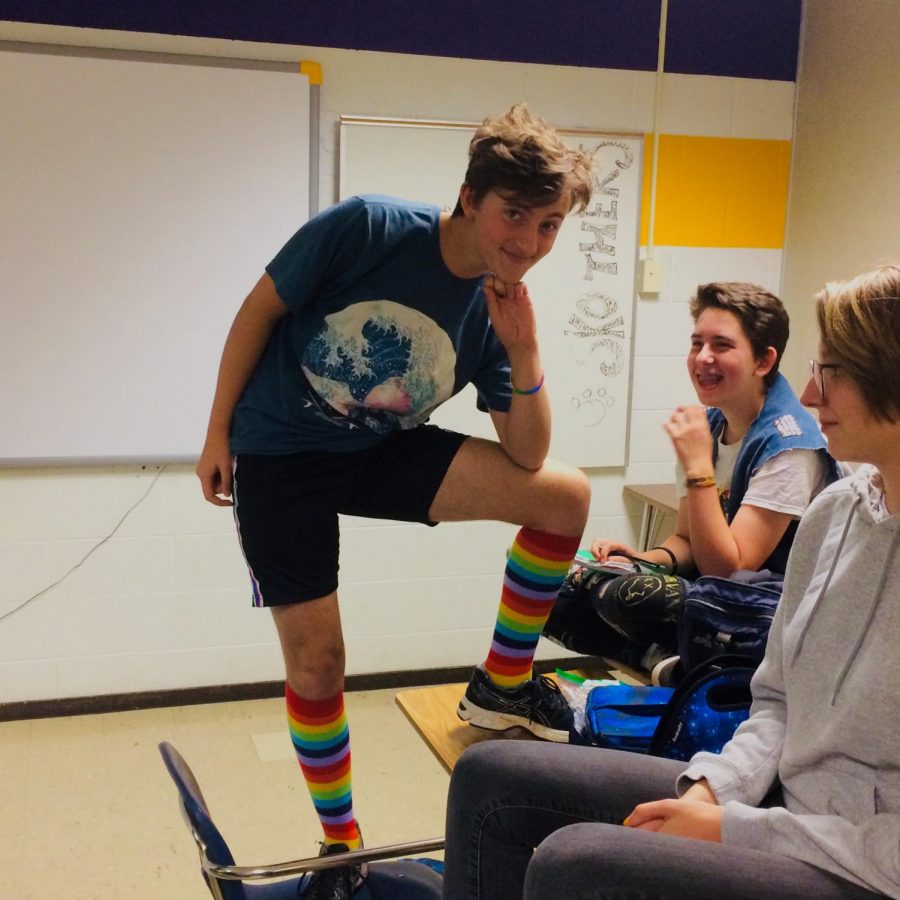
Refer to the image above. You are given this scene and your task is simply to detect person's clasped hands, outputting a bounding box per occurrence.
[624,779,723,843]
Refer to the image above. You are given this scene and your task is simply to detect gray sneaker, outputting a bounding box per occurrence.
[457,666,573,742]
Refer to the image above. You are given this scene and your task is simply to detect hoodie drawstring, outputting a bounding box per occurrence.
[789,496,860,667]
[787,489,900,705]
[830,518,900,704]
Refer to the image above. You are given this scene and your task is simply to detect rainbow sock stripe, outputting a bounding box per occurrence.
[286,686,361,849]
[484,527,580,689]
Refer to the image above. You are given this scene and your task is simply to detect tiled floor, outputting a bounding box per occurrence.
[0,687,450,899]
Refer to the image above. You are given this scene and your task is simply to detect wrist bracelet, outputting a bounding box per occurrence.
[512,371,545,396]
[651,545,678,575]
[685,475,717,489]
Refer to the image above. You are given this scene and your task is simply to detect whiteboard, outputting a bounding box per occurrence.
[339,117,641,467]
[0,47,310,464]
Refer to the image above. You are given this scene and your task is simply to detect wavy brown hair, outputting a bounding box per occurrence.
[452,104,593,216]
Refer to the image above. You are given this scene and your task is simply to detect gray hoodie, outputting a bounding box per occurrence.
[678,465,900,897]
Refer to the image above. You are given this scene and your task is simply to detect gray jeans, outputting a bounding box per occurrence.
[442,741,884,900]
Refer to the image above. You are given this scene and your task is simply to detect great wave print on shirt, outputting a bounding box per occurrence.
[301,300,456,433]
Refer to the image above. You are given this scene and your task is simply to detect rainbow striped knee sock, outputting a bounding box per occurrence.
[483,527,580,689]
[286,685,361,849]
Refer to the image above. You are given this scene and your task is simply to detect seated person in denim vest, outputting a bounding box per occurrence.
[545,283,840,680]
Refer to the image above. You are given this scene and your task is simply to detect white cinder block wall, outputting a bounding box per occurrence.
[0,22,791,702]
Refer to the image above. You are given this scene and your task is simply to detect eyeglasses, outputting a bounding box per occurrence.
[809,359,841,401]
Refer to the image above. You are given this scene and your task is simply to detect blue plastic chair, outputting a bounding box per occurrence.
[158,742,444,899]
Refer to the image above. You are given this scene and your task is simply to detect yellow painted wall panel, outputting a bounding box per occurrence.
[722,141,791,248]
[639,135,790,249]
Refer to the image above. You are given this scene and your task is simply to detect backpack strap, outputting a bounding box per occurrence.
[648,654,756,760]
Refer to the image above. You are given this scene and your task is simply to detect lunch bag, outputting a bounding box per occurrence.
[577,683,675,753]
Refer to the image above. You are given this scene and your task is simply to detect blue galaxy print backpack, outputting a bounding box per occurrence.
[576,656,755,760]
[648,655,755,760]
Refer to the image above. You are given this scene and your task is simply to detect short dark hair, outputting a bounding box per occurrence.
[452,103,593,217]
[816,264,900,423]
[690,282,789,389]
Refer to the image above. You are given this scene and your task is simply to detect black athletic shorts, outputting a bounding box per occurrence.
[232,425,469,607]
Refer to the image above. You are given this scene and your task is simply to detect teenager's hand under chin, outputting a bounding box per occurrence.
[482,276,539,353]
[488,274,512,299]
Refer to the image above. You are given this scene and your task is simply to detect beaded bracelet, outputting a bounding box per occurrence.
[651,545,678,575]
[512,371,545,396]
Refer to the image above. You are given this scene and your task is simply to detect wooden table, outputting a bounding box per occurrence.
[623,483,679,551]
[395,682,526,773]
[395,663,647,772]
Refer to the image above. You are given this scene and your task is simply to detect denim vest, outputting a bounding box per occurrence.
[707,374,841,574]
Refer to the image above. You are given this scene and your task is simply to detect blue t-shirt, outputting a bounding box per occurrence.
[230,195,512,454]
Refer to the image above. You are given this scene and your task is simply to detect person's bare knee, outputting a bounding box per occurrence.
[288,636,345,698]
[527,462,591,536]
[556,465,592,533]
[271,595,345,698]
[431,439,592,534]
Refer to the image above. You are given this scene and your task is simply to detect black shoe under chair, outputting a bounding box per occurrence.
[299,840,366,900]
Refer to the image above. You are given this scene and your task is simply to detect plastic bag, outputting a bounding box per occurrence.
[555,669,620,735]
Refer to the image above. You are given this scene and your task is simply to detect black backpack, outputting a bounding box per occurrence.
[677,572,782,672]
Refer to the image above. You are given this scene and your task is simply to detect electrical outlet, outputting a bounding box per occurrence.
[641,258,662,294]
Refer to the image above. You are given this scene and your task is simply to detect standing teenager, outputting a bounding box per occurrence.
[443,264,900,900]
[196,105,593,899]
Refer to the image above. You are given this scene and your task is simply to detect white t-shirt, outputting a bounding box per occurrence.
[677,441,830,519]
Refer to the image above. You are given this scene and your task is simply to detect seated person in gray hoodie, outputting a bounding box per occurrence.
[442,264,900,900]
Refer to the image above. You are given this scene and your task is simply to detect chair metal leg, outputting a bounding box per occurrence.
[205,836,445,883]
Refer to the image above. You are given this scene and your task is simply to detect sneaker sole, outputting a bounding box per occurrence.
[651,656,680,687]
[456,696,570,743]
